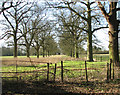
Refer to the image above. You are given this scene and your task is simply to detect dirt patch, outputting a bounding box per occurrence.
[1,55,76,66]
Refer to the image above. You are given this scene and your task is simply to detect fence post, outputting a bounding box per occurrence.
[61,61,63,82]
[107,63,109,81]
[54,63,57,82]
[85,61,88,82]
[47,63,49,81]
[109,59,112,80]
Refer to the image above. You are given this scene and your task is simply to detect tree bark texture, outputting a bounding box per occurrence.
[87,3,93,62]
[87,31,93,61]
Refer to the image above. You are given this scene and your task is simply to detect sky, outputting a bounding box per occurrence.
[0,9,110,50]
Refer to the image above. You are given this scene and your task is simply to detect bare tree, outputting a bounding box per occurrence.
[55,10,86,58]
[32,16,49,58]
[98,1,120,65]
[20,19,35,57]
[0,1,34,57]
[47,0,108,61]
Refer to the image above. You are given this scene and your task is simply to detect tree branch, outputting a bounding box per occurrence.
[0,2,13,14]
[18,5,32,23]
[116,8,120,11]
[67,2,88,21]
[80,2,87,6]
[6,10,15,18]
[90,2,95,5]
[3,11,15,31]
[0,1,22,14]
[92,26,108,33]
[97,1,109,20]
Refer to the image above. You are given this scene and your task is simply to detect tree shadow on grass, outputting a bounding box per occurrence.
[2,79,89,95]
[2,79,120,94]
[64,79,120,94]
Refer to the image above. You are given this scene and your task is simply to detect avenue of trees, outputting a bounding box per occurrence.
[0,1,120,65]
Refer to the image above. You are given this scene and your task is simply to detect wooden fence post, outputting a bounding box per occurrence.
[107,63,109,81]
[85,61,88,82]
[61,61,63,82]
[109,59,112,80]
[54,63,57,82]
[47,63,49,81]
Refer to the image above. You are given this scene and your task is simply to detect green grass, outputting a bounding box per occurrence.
[93,54,109,62]
[2,60,107,81]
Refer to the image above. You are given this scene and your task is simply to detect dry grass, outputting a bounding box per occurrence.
[1,55,75,66]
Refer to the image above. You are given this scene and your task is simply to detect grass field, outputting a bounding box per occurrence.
[1,55,120,94]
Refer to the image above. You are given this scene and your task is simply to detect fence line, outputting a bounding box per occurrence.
[2,59,119,82]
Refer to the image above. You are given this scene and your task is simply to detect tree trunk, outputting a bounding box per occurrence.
[36,48,39,58]
[26,46,30,57]
[43,46,45,57]
[98,2,119,65]
[108,24,119,65]
[48,50,50,56]
[74,39,79,58]
[45,50,47,57]
[76,43,79,58]
[87,32,93,61]
[14,37,17,58]
[74,42,77,58]
[86,2,93,62]
[70,49,73,57]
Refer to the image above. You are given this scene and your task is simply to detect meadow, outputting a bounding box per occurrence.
[1,55,120,94]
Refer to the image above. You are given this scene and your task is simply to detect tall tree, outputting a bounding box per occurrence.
[98,1,120,65]
[47,0,108,61]
[20,20,35,57]
[32,16,49,58]
[55,10,86,58]
[1,1,34,57]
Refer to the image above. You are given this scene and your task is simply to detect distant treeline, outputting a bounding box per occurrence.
[0,46,60,56]
[0,47,25,56]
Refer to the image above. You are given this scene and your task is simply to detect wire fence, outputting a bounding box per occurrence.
[1,58,120,83]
